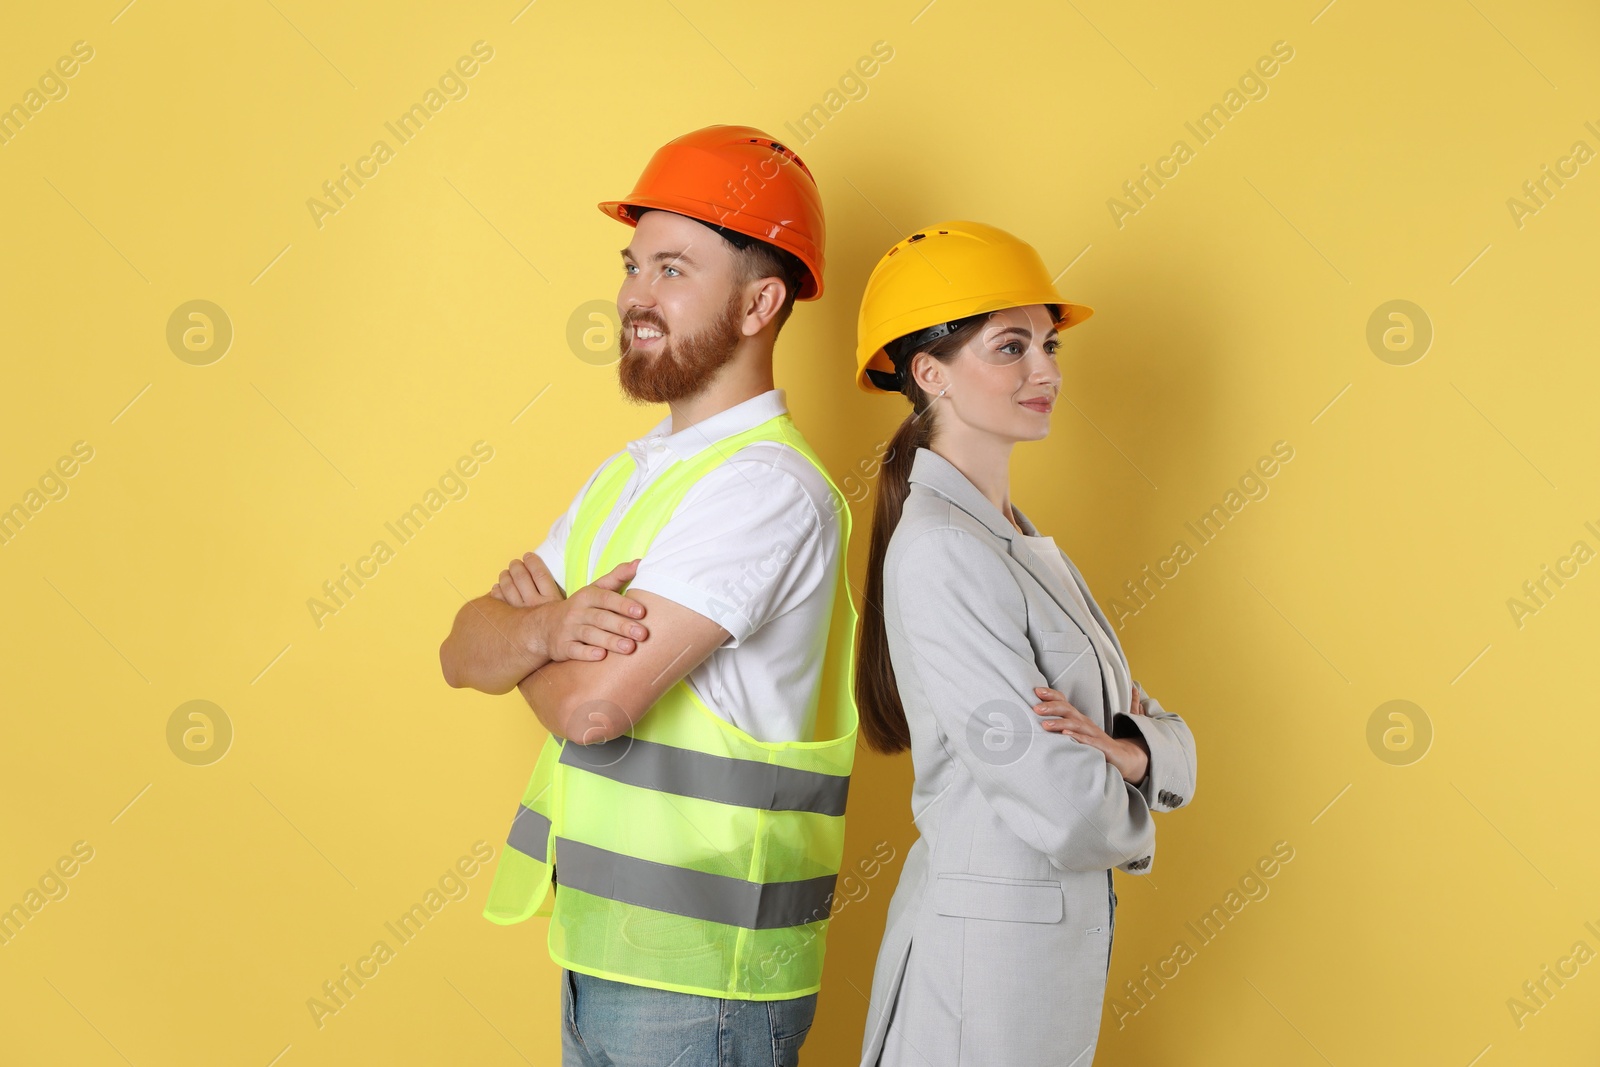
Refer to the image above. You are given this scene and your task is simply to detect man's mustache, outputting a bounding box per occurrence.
[624,313,668,334]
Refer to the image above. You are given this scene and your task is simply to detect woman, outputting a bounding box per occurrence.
[851,222,1198,1066]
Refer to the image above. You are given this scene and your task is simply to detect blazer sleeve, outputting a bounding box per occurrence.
[1111,682,1198,815]
[890,527,1156,874]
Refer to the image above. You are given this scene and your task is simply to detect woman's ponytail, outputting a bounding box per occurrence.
[853,317,984,754]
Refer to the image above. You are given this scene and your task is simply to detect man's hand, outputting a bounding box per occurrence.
[486,553,649,661]
[525,557,649,663]
[518,588,730,744]
[441,555,640,695]
[488,551,563,608]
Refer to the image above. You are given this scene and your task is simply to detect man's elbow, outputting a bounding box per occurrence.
[439,639,464,689]
[556,684,645,745]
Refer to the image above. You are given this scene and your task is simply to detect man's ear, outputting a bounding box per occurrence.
[742,276,788,336]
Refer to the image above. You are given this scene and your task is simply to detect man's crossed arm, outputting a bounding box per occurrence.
[439,552,730,744]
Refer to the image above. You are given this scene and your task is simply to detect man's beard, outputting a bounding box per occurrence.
[618,290,744,405]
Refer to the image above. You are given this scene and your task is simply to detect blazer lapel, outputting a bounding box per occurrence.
[906,447,1095,640]
[1008,502,1099,642]
[1052,543,1130,669]
[1012,502,1128,725]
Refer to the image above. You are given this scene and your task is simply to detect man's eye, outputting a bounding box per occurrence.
[663,265,681,277]
[624,263,638,275]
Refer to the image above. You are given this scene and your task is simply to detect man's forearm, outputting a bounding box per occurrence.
[517,666,570,739]
[439,595,550,694]
[516,655,639,744]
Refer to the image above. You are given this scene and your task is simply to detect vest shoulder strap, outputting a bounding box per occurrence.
[570,413,848,592]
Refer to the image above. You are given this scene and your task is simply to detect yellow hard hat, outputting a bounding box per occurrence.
[854,221,1094,394]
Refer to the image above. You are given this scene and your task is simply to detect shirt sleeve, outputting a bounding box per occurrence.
[534,454,615,594]
[626,449,837,648]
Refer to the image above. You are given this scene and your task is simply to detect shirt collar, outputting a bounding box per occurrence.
[626,388,789,465]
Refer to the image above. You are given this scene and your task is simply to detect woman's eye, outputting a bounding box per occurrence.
[998,341,1023,355]
[1045,342,1060,358]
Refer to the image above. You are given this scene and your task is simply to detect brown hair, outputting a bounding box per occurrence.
[853,317,985,754]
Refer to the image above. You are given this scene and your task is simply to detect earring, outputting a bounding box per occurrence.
[936,386,948,398]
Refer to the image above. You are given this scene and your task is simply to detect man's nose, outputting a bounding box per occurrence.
[619,273,656,312]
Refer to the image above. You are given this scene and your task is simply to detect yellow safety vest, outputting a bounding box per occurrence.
[482,412,860,1001]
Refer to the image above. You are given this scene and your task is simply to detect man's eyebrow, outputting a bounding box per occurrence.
[619,248,698,266]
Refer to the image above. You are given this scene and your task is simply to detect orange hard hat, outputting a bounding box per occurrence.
[598,124,827,300]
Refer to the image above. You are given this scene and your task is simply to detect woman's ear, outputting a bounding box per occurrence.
[909,351,945,396]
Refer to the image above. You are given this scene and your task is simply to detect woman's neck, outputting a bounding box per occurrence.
[929,432,1017,531]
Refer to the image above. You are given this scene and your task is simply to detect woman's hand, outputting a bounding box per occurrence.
[1032,686,1149,785]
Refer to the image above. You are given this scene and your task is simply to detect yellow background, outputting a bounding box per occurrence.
[3,0,1598,1063]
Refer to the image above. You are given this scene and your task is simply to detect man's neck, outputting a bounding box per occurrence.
[668,352,776,434]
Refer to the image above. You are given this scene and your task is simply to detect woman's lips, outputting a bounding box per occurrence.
[1019,398,1053,413]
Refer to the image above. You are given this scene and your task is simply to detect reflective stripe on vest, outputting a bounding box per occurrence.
[554,837,839,929]
[481,411,859,1001]
[506,805,552,862]
[558,736,850,817]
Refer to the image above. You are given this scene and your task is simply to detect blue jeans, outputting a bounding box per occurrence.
[561,968,818,1066]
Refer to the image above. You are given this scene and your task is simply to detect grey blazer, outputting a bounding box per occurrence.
[859,446,1198,1067]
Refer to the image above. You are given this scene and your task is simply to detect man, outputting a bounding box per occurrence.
[438,125,859,1067]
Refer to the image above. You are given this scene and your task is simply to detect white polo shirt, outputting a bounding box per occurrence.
[533,388,843,744]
